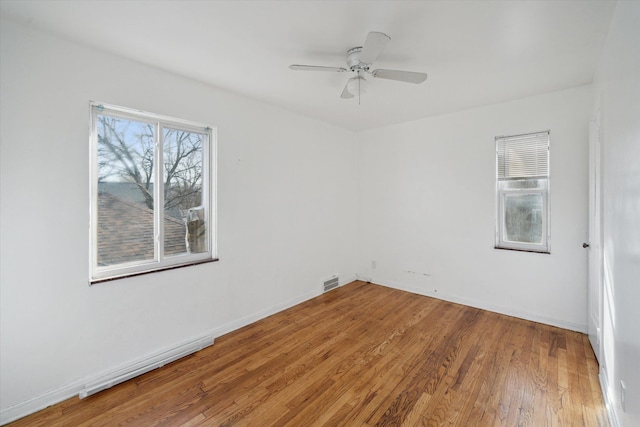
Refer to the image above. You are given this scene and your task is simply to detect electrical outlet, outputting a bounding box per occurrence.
[621,380,626,412]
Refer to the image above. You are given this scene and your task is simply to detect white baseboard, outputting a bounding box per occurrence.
[203,288,323,339]
[355,273,373,283]
[80,335,215,399]
[600,368,620,427]
[0,282,333,426]
[341,275,357,286]
[202,275,358,339]
[0,379,85,426]
[369,277,588,333]
[0,334,215,426]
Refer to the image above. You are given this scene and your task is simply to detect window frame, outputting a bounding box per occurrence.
[495,131,551,254]
[89,102,217,283]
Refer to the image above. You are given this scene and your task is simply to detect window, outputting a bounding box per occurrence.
[90,103,216,282]
[495,131,550,253]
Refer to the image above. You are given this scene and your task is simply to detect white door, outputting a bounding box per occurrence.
[587,110,603,363]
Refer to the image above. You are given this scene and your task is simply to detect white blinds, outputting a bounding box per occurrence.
[496,131,549,180]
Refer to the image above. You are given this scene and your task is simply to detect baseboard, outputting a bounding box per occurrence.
[0,333,215,426]
[203,287,323,339]
[0,281,334,426]
[600,368,620,427]
[355,273,373,283]
[80,335,215,399]
[203,276,358,338]
[341,275,358,286]
[369,277,588,333]
[0,379,85,426]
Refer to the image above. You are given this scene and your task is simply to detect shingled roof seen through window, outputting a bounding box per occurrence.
[97,192,187,266]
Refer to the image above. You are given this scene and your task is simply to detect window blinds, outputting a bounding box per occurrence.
[496,131,549,180]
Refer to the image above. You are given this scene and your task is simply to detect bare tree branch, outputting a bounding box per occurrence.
[98,117,203,216]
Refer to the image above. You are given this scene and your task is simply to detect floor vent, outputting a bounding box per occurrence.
[323,276,339,292]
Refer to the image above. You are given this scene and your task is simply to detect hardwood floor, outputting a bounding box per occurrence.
[9,281,608,426]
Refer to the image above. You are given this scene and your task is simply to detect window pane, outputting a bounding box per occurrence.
[163,128,206,255]
[97,115,156,266]
[504,193,543,244]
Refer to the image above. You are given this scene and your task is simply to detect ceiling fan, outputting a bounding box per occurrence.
[289,31,427,101]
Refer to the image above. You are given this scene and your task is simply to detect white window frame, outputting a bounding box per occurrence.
[495,131,550,254]
[89,102,217,283]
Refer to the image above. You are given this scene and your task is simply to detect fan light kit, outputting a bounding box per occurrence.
[346,75,369,96]
[290,32,427,103]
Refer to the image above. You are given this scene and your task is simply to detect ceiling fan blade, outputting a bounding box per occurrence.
[289,64,348,72]
[371,69,428,84]
[340,82,354,99]
[358,32,390,65]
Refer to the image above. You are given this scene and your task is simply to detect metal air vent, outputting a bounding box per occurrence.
[323,276,339,292]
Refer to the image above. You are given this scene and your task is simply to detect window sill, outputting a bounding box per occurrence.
[494,246,550,255]
[90,258,219,285]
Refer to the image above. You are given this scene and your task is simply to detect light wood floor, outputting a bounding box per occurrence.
[10,281,608,426]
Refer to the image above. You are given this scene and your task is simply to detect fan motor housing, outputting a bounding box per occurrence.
[346,47,370,70]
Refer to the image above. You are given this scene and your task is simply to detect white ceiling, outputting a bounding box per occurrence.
[0,1,616,131]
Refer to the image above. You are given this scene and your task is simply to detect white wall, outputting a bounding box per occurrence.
[0,19,357,421]
[594,2,640,425]
[357,85,593,331]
